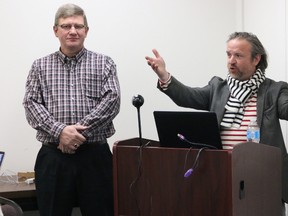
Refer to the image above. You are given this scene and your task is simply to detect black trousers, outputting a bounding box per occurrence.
[34,143,114,216]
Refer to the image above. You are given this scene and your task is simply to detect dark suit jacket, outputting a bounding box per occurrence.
[159,75,288,202]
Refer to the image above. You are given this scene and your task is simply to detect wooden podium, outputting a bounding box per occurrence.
[113,138,282,216]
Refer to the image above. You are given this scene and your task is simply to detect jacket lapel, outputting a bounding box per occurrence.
[257,79,269,127]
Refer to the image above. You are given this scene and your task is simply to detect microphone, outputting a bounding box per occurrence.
[178,133,216,178]
[132,94,144,146]
[177,133,217,149]
[184,168,193,178]
[132,94,144,108]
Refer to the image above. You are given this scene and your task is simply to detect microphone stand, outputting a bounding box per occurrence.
[130,94,145,215]
[132,94,144,146]
[136,107,143,146]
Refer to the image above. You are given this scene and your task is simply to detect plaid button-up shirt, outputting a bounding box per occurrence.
[23,48,121,143]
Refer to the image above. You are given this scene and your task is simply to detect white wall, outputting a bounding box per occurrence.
[0,0,236,173]
[1,0,287,215]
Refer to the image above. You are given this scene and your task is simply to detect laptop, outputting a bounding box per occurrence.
[153,111,222,149]
[0,151,5,168]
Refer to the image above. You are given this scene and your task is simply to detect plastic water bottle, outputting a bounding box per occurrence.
[246,118,260,143]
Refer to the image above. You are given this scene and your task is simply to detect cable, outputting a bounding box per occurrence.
[129,141,151,216]
[183,147,208,178]
[0,169,18,184]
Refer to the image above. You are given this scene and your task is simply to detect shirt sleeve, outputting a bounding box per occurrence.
[158,73,172,90]
[23,61,66,139]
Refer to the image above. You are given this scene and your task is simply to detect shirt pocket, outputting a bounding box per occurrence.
[83,74,103,109]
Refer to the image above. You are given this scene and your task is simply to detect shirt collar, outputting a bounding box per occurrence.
[57,48,86,64]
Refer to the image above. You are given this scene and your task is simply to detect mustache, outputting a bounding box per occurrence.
[229,63,237,69]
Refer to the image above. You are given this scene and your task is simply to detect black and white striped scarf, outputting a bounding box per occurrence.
[221,69,265,128]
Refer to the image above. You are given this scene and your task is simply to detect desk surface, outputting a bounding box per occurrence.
[0,176,37,211]
[0,180,36,199]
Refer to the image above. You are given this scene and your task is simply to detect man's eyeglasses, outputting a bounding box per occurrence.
[57,24,86,31]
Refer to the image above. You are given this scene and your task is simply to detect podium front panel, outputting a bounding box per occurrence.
[113,138,232,216]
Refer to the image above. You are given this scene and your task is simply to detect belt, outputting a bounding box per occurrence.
[43,140,107,148]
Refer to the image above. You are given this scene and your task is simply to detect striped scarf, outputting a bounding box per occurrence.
[221,69,265,128]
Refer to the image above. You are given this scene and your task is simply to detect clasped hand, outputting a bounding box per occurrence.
[58,124,88,154]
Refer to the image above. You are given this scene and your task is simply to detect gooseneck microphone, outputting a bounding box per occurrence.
[178,133,216,178]
[132,94,144,146]
[177,133,217,149]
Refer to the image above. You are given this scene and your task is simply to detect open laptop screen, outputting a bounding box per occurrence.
[153,111,223,149]
[0,151,5,168]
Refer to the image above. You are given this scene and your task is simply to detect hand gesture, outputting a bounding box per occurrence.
[145,49,170,82]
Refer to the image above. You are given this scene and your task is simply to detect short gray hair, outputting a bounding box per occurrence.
[227,32,268,72]
[54,3,88,27]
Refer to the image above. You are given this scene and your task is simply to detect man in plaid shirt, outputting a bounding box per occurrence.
[23,3,120,216]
